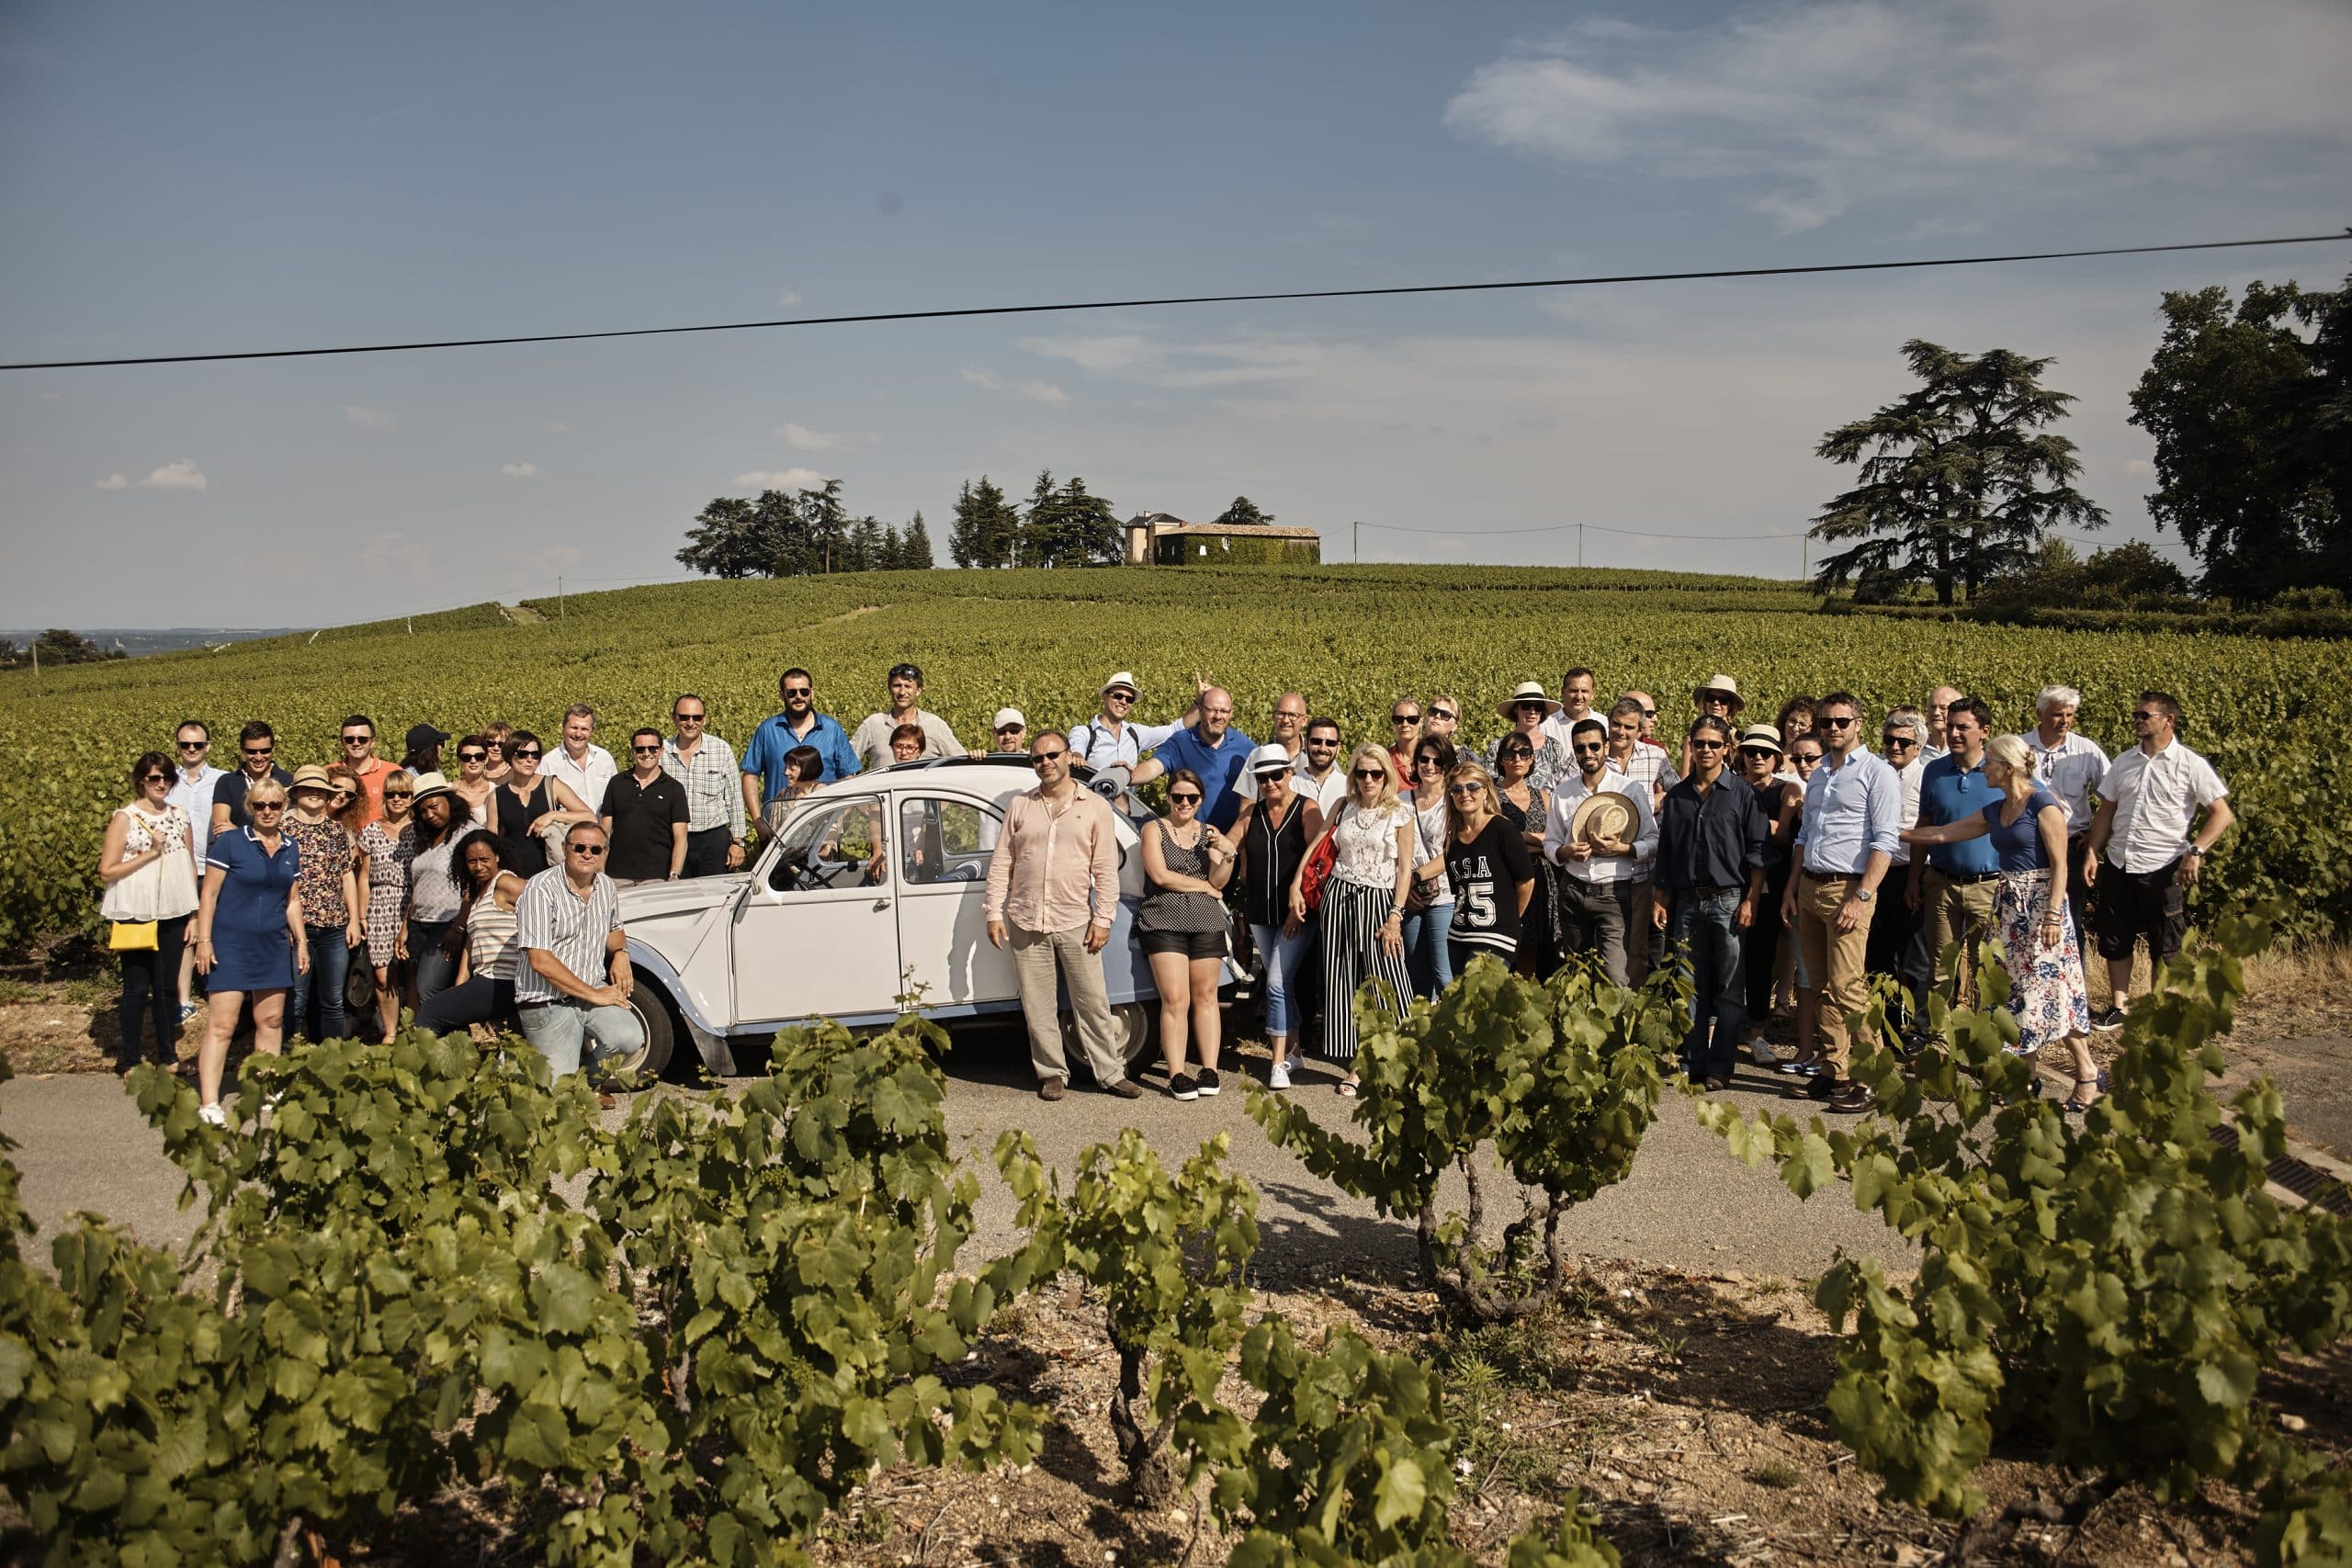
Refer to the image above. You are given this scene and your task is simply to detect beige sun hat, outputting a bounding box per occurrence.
[1737,724,1784,754]
[1692,674,1746,712]
[1100,671,1140,698]
[1568,789,1641,846]
[1495,680,1564,722]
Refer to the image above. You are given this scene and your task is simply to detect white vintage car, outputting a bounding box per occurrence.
[611,758,1232,1077]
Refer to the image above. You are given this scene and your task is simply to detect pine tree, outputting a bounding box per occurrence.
[881,525,903,571]
[1810,340,2107,604]
[848,516,884,573]
[1056,476,1120,565]
[949,478,1016,568]
[1023,470,1057,568]
[801,479,850,574]
[753,488,810,576]
[1214,495,1274,526]
[901,511,935,570]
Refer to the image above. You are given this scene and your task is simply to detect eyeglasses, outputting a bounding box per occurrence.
[1446,783,1483,797]
[1515,702,1546,713]
[631,744,662,754]
[1351,767,1385,780]
[1306,737,1338,748]
[1738,747,1775,760]
[1391,713,1419,725]
[330,789,354,800]
[1168,791,1202,804]
[995,725,1023,734]
[1638,707,1657,719]
[177,739,209,750]
[1415,756,1443,770]
[568,843,606,856]
[1498,745,1532,759]
[1255,772,1288,785]
[1031,750,1068,766]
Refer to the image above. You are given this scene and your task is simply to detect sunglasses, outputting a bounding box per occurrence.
[1690,739,1725,750]
[1391,714,1419,725]
[568,843,606,856]
[1572,741,1605,754]
[1306,738,1338,748]
[631,744,662,754]
[995,725,1023,735]
[330,789,354,799]
[1445,783,1483,797]
[1638,707,1657,719]
[2134,710,2163,722]
[250,802,286,813]
[177,739,209,750]
[1793,753,1824,764]
[1498,745,1532,759]
[513,749,541,760]
[137,773,166,784]
[1415,756,1444,769]
[242,746,273,757]
[1351,767,1385,780]
[1816,716,1856,728]
[458,750,487,761]
[675,713,706,723]
[1168,791,1202,804]
[1255,772,1289,785]
[1883,735,1916,747]
[1031,750,1068,766]
[341,734,373,744]
[782,686,813,698]
[1105,690,1136,703]
[383,791,413,800]
[1738,747,1776,760]
[1429,708,1455,722]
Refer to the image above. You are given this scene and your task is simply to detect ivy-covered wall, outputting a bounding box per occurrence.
[1155,533,1321,566]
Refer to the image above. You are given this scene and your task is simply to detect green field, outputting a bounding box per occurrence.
[3,563,2342,951]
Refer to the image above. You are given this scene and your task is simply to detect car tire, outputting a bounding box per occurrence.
[1055,1001,1157,1085]
[616,986,679,1079]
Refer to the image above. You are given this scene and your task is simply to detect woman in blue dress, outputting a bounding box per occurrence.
[189,777,307,1126]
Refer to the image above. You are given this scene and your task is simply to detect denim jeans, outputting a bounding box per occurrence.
[1670,887,1748,1082]
[289,924,349,1043]
[1250,921,1314,1038]
[1401,900,1454,1000]
[516,997,644,1079]
[410,919,458,1005]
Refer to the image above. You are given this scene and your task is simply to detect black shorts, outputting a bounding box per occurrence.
[1139,929,1226,961]
[2096,860,2188,962]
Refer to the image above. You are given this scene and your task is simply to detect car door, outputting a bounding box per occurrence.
[730,793,902,1023]
[892,792,1018,1010]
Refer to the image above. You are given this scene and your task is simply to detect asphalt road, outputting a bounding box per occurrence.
[2,1028,1913,1286]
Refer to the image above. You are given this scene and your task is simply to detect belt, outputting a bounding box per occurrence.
[1800,868,1855,884]
[1691,883,1744,896]
[1933,869,2001,886]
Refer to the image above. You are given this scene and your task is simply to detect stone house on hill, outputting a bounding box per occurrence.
[1121,513,1321,566]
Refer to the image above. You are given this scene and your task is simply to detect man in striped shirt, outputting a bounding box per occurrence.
[514,820,643,1089]
[661,694,746,876]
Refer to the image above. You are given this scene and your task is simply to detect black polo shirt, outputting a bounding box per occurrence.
[212,766,293,830]
[600,772,689,882]
[1655,771,1769,894]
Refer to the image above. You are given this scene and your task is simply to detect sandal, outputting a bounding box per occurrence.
[2062,1073,2101,1114]
[1337,1077,1359,1098]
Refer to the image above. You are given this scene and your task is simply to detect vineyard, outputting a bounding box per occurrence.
[0,563,2346,954]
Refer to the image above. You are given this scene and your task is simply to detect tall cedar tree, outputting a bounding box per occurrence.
[901,511,934,569]
[1213,495,1274,526]
[1023,470,1057,568]
[675,497,767,579]
[949,476,1019,569]
[1811,340,2106,605]
[2128,276,2349,603]
[799,479,850,574]
[1023,473,1120,568]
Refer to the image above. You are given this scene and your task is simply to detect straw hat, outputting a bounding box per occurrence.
[1100,671,1140,698]
[407,771,457,807]
[1692,674,1745,711]
[1495,680,1563,722]
[1568,789,1641,846]
[1737,724,1784,754]
[1246,742,1295,778]
[288,763,334,794]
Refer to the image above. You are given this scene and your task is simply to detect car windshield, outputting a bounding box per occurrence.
[765,797,888,893]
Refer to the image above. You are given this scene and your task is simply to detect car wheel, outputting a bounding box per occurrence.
[1055,1001,1157,1085]
[616,986,678,1079]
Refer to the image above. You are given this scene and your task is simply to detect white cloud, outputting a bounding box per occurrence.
[541,418,570,434]
[1442,0,2352,228]
[961,366,1069,408]
[777,422,877,451]
[499,461,538,479]
[778,289,803,307]
[94,473,127,490]
[343,404,397,432]
[733,467,830,491]
[136,459,208,491]
[1015,333,1156,371]
[1018,333,1325,389]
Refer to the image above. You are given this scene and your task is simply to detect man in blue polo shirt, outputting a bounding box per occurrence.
[1148,686,1255,831]
[739,666,861,836]
[1912,694,2001,1010]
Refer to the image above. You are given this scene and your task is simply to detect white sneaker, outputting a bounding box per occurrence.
[1269,1059,1293,1091]
[1748,1035,1780,1067]
[198,1103,228,1128]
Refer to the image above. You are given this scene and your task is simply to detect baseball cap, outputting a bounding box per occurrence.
[405,722,450,753]
[992,707,1026,730]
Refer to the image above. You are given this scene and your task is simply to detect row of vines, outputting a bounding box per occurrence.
[6,907,2349,1562]
[2,564,2345,951]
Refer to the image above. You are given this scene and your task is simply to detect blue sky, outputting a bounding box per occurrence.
[5,0,2348,626]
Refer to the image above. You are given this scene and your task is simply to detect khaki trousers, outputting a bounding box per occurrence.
[1794,876,1873,1079]
[1921,867,1998,1007]
[1008,922,1129,1089]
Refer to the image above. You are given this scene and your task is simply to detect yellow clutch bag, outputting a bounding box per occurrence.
[108,921,159,952]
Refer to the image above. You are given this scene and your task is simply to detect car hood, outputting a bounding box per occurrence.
[616,874,747,921]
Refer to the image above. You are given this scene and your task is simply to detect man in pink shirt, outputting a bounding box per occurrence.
[986,731,1144,1101]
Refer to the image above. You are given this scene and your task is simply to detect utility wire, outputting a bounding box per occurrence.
[6,231,2346,372]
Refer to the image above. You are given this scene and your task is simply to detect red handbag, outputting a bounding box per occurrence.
[1299,807,1341,911]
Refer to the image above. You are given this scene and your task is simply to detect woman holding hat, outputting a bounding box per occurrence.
[1290,744,1414,1093]
[401,772,475,1007]
[97,751,202,1077]
[1232,744,1323,1090]
[1136,767,1237,1100]
[357,768,417,1040]
[1491,681,1571,794]
[190,775,305,1126]
[284,764,362,1043]
[1900,734,2099,1109]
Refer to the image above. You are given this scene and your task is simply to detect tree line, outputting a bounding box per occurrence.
[677,466,1283,578]
[1809,268,2349,607]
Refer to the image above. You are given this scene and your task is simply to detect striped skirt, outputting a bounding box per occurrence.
[1317,877,1413,1063]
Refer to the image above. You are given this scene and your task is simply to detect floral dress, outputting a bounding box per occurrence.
[283,818,354,931]
[1984,789,2091,1053]
[358,818,413,967]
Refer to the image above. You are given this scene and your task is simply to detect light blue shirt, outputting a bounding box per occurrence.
[168,762,227,864]
[1794,746,1902,874]
[1069,714,1182,771]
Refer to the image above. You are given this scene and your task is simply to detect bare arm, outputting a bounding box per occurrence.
[97,812,147,884]
[527,947,620,1007]
[669,821,688,879]
[1902,814,1993,847]
[192,863,226,972]
[287,883,310,975]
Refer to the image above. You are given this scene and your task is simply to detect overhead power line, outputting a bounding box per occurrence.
[6,231,2346,372]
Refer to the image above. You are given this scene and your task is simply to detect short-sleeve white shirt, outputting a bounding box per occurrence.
[2099,740,2227,874]
[2014,728,2109,834]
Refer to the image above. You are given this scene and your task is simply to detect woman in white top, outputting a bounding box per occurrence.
[1402,734,1458,1001]
[1290,744,1415,1093]
[98,750,202,1077]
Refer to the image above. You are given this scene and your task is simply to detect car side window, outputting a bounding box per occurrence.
[765,797,889,894]
[899,797,997,886]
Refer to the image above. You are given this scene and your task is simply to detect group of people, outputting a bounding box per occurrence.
[96,660,2233,1122]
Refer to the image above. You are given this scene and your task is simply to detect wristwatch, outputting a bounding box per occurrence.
[1854,887,1874,904]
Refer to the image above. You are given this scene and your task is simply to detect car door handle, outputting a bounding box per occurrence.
[872,898,890,911]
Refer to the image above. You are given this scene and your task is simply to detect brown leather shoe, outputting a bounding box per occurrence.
[1037,1076,1067,1102]
[596,1090,618,1111]
[1103,1077,1143,1100]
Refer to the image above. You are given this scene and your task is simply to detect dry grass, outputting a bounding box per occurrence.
[2235,938,2352,1039]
